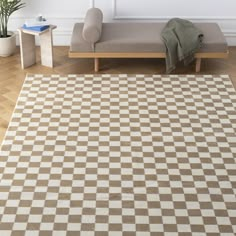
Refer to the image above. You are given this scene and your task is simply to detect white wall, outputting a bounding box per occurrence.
[9,0,236,45]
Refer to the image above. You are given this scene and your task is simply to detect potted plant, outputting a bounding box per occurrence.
[0,0,25,57]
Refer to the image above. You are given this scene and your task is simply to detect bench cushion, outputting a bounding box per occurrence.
[96,22,165,53]
[196,23,228,53]
[70,23,94,52]
[70,22,228,54]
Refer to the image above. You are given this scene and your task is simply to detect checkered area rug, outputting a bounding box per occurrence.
[0,74,236,236]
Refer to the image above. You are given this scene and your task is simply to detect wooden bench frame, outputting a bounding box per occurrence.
[69,51,229,73]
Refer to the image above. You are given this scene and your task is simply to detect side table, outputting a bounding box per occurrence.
[18,25,57,69]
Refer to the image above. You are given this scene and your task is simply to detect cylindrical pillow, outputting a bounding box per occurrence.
[82,8,103,43]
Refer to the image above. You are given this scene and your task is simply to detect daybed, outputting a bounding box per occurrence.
[69,8,229,72]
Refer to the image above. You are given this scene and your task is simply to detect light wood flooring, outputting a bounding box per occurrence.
[0,46,236,145]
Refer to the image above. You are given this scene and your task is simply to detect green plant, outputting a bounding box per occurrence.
[0,0,25,38]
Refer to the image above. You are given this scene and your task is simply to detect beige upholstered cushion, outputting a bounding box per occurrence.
[70,22,228,54]
[70,23,94,52]
[82,8,103,43]
[95,23,165,53]
[196,23,227,53]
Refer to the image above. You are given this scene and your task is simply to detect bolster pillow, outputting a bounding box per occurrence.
[82,8,103,43]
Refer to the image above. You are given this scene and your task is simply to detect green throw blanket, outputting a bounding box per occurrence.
[161,18,204,73]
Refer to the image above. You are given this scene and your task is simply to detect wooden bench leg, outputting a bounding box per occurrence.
[196,58,201,73]
[94,58,99,72]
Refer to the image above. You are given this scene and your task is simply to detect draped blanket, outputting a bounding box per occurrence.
[162,18,204,73]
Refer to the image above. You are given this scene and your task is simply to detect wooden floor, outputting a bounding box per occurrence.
[0,46,236,145]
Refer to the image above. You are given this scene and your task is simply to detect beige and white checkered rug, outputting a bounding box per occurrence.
[0,74,236,236]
